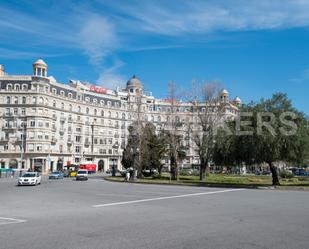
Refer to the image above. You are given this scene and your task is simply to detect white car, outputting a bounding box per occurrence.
[18,172,41,186]
[76,170,88,181]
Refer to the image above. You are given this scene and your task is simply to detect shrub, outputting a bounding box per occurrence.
[280,170,294,179]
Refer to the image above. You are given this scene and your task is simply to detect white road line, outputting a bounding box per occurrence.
[0,217,27,226]
[92,188,245,208]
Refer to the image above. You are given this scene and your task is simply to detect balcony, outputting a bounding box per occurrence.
[68,117,73,122]
[67,139,73,145]
[84,141,90,147]
[60,116,66,122]
[51,138,57,144]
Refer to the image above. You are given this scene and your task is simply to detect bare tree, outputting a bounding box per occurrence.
[161,82,187,180]
[189,81,226,180]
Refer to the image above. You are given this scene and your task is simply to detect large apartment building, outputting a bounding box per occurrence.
[0,59,241,173]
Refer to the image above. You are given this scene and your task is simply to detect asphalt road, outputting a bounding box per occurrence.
[0,176,308,249]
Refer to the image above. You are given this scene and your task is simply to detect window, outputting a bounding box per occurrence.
[14,97,18,104]
[22,96,26,104]
[69,104,72,111]
[21,108,26,115]
[52,88,57,94]
[61,102,64,109]
[30,121,35,127]
[53,100,56,107]
[13,108,18,115]
[36,144,43,151]
[94,109,97,116]
[86,107,89,114]
[68,92,72,98]
[22,84,28,90]
[6,96,11,104]
[60,90,64,96]
[75,146,81,153]
[76,136,81,142]
[15,84,20,91]
[7,84,12,91]
[78,106,81,113]
[100,100,105,106]
[93,98,98,104]
[101,110,104,117]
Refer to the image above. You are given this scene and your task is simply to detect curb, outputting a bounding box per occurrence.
[103,176,309,191]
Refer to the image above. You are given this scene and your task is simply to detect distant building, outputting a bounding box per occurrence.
[0,59,240,173]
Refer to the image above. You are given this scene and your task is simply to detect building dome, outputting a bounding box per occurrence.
[33,59,48,68]
[33,58,48,77]
[126,75,142,88]
[234,96,241,103]
[220,89,229,96]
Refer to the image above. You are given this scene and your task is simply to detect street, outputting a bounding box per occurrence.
[0,176,308,249]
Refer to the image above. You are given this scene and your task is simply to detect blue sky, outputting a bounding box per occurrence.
[0,0,309,114]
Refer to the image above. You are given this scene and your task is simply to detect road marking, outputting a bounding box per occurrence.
[92,188,245,208]
[0,217,27,226]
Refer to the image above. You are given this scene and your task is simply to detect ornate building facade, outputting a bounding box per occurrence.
[0,59,241,173]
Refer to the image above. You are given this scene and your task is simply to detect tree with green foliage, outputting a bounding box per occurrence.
[213,93,309,186]
[141,123,167,176]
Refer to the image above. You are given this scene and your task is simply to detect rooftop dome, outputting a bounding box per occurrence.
[220,89,229,95]
[126,75,143,88]
[234,96,241,103]
[33,59,47,68]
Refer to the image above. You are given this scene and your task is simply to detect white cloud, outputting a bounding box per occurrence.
[78,15,117,66]
[110,0,309,36]
[97,71,126,90]
[290,68,309,83]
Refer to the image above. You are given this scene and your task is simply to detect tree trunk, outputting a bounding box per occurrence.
[268,162,280,186]
[199,159,208,181]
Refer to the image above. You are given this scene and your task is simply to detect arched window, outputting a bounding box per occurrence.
[32,97,37,104]
[100,100,105,106]
[22,84,28,90]
[7,84,12,91]
[22,96,26,104]
[122,113,126,120]
[6,96,11,104]
[52,88,57,95]
[68,92,72,98]
[15,84,20,91]
[39,97,44,104]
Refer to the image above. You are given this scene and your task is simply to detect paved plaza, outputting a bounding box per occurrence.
[0,176,308,249]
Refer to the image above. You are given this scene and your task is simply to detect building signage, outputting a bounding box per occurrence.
[90,85,107,94]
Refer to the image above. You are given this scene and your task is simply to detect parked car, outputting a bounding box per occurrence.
[17,172,41,186]
[76,170,88,181]
[70,171,77,177]
[48,171,64,179]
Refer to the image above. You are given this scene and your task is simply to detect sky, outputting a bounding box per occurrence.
[0,0,309,114]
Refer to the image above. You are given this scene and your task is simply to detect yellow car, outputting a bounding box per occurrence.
[69,171,77,177]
